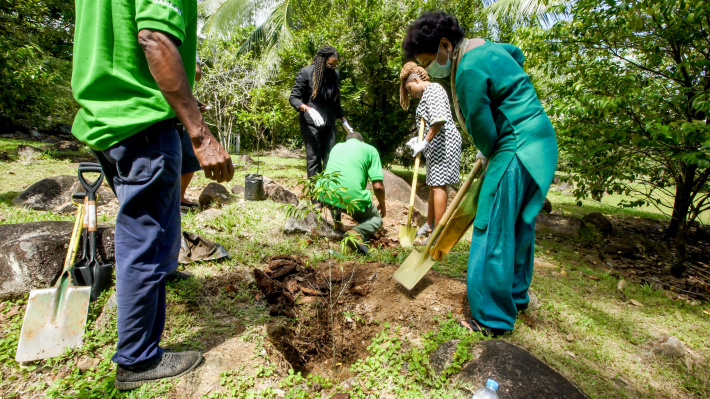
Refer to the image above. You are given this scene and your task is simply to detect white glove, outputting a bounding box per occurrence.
[406,137,429,157]
[306,108,325,126]
[476,150,489,168]
[342,120,354,134]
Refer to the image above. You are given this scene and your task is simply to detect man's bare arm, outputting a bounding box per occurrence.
[138,29,233,182]
[372,180,386,218]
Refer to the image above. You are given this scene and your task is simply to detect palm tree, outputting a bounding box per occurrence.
[483,0,566,26]
[199,0,299,56]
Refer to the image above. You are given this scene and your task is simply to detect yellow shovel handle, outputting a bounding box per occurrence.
[61,202,85,282]
[406,118,426,226]
[423,158,484,255]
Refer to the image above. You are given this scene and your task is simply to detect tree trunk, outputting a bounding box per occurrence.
[666,164,697,277]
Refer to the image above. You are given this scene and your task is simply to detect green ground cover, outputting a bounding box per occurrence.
[0,142,708,398]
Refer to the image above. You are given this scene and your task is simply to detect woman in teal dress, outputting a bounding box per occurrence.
[402,11,558,335]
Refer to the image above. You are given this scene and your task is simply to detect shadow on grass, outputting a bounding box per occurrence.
[0,191,20,205]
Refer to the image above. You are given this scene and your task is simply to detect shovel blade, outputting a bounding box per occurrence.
[398,226,417,248]
[15,286,91,363]
[393,248,437,291]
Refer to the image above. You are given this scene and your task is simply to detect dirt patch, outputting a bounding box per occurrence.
[555,215,710,302]
[252,255,466,372]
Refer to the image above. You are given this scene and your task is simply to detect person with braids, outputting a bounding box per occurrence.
[402,11,558,336]
[290,45,353,195]
[399,61,461,240]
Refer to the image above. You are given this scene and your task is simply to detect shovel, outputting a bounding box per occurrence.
[72,162,113,302]
[399,118,426,248]
[15,198,90,362]
[393,159,483,290]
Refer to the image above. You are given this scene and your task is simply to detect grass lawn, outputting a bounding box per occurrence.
[0,138,708,398]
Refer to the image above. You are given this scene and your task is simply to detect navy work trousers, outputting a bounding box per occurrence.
[93,119,182,367]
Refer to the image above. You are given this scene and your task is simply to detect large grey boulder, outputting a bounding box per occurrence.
[199,182,232,208]
[650,335,686,360]
[263,179,299,205]
[583,212,614,236]
[283,203,344,241]
[535,214,588,239]
[13,175,114,213]
[456,340,588,399]
[0,222,115,299]
[16,145,44,162]
[369,170,427,213]
[541,197,552,214]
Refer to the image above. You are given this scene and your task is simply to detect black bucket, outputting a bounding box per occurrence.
[245,173,265,201]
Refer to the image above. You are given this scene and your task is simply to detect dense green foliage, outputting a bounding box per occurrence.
[521,0,710,272]
[200,0,518,163]
[2,0,708,269]
[0,0,76,128]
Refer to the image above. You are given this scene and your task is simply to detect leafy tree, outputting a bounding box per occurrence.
[0,0,76,128]
[522,0,710,276]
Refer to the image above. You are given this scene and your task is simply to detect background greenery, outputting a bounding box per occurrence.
[1,0,708,272]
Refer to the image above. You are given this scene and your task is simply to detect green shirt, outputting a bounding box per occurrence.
[72,0,197,151]
[318,139,384,212]
[455,41,558,229]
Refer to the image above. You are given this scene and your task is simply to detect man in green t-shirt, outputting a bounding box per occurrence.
[72,0,234,390]
[318,132,386,256]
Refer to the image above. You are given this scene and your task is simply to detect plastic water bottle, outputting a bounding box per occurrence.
[471,379,499,399]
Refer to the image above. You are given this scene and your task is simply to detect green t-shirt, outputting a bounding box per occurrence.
[318,139,384,212]
[72,0,197,151]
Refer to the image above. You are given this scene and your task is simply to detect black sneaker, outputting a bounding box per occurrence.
[344,233,369,256]
[115,350,204,390]
[166,270,193,283]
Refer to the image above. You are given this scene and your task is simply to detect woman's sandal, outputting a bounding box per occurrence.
[460,318,505,338]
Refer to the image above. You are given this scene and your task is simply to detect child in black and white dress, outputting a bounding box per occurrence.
[399,62,462,238]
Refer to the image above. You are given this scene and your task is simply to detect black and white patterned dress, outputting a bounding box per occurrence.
[415,83,462,186]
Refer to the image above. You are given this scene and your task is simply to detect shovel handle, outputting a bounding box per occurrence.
[406,118,426,226]
[77,162,104,202]
[61,201,85,285]
[422,158,483,255]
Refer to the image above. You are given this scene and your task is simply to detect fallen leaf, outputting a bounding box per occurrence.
[629,299,643,307]
[4,306,21,319]
[566,333,575,342]
[300,286,324,296]
[588,275,600,281]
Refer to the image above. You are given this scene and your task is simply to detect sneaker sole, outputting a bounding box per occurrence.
[115,353,204,391]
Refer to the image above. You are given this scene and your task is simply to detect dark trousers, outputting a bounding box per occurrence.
[300,122,336,178]
[332,204,383,241]
[93,120,182,367]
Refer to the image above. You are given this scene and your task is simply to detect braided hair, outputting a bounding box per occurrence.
[399,61,430,110]
[311,45,340,101]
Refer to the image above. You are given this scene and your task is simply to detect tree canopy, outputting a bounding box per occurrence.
[522,0,710,274]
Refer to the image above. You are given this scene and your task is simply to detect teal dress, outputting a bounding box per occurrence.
[455,40,558,331]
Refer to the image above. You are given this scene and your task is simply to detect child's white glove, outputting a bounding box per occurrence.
[306,108,325,126]
[406,137,429,157]
[476,150,489,168]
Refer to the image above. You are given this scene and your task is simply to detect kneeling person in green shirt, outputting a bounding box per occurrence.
[318,132,386,256]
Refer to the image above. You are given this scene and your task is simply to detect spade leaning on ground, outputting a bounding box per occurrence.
[71,0,233,390]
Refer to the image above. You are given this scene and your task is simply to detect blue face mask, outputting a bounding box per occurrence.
[426,45,451,78]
